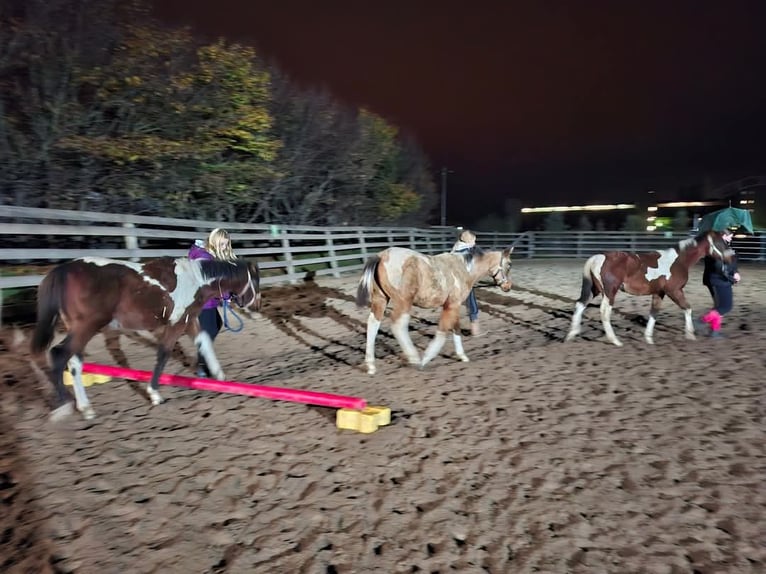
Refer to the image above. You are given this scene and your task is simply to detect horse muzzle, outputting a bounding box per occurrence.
[499,280,512,292]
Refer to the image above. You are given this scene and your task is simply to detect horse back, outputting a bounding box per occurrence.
[384,249,469,309]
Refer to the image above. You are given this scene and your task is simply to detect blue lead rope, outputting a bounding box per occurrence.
[221,299,244,333]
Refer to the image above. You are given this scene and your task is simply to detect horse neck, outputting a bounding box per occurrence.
[471,251,498,279]
[677,239,707,267]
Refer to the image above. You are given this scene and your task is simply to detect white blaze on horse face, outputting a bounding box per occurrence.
[644,249,678,282]
[81,257,165,290]
[168,259,211,324]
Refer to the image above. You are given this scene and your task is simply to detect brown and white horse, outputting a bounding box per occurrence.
[565,231,733,346]
[356,246,513,374]
[31,256,261,420]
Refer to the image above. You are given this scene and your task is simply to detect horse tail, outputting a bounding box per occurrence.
[30,265,67,354]
[577,254,604,303]
[356,255,380,308]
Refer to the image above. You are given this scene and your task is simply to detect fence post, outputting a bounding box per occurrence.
[358,230,368,264]
[123,222,139,261]
[281,230,296,284]
[528,233,535,258]
[325,230,340,278]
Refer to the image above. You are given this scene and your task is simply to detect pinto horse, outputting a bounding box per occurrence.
[565,231,733,346]
[356,245,513,374]
[31,256,261,420]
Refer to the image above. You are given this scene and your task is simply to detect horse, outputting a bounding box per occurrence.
[356,245,513,375]
[564,231,733,346]
[30,255,261,420]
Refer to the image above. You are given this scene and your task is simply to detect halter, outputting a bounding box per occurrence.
[221,266,257,333]
[489,253,511,286]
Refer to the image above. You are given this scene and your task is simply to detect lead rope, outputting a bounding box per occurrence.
[221,299,244,333]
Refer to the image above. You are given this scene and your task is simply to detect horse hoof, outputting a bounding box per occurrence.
[49,402,75,422]
[146,388,164,406]
[610,339,624,347]
[366,365,376,375]
[645,338,655,345]
[685,333,696,341]
[457,355,470,363]
[564,332,578,342]
[80,406,96,420]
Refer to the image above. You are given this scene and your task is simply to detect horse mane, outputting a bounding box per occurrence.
[678,230,720,252]
[459,245,487,266]
[197,258,248,281]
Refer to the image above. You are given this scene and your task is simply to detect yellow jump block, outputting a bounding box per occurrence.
[336,406,391,434]
[63,370,112,387]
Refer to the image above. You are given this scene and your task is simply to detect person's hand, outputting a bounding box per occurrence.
[733,272,741,283]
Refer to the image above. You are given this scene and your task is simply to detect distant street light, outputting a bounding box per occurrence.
[440,166,454,227]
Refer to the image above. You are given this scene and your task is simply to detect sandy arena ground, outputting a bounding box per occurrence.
[1,259,764,573]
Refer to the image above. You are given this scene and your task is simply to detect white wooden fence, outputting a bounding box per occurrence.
[2,205,764,296]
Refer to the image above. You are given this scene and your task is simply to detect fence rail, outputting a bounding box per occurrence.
[2,205,764,297]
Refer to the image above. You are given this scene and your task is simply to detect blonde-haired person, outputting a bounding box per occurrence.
[451,229,483,336]
[188,228,237,376]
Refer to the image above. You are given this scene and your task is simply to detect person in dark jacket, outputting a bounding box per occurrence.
[451,229,483,336]
[188,228,237,376]
[699,229,741,337]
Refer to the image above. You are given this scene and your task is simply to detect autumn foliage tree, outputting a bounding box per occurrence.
[0,0,437,225]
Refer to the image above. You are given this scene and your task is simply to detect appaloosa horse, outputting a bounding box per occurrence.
[356,245,513,374]
[565,231,733,346]
[31,256,261,420]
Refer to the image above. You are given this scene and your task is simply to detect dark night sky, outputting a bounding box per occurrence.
[152,0,766,223]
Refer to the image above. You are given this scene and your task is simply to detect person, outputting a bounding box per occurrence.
[451,229,483,336]
[699,229,741,338]
[188,228,237,376]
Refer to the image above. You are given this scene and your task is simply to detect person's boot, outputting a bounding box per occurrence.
[709,313,724,338]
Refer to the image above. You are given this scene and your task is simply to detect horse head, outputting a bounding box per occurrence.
[488,246,514,292]
[229,260,262,311]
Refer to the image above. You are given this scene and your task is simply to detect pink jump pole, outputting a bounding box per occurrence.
[81,362,366,410]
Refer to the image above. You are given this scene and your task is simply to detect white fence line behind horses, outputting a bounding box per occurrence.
[1,205,764,296]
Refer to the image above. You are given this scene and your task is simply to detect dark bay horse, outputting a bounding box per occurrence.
[31,256,261,420]
[565,231,733,346]
[356,246,513,374]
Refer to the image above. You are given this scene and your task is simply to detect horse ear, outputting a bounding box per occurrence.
[504,246,514,256]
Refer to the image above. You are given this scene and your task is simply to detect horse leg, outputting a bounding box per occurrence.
[566,258,601,342]
[389,305,420,368]
[421,306,463,367]
[644,293,665,345]
[363,292,388,375]
[146,345,170,406]
[50,325,101,420]
[665,290,695,341]
[599,296,622,347]
[147,328,185,405]
[194,330,224,380]
[565,300,588,342]
[67,354,96,420]
[48,334,76,421]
